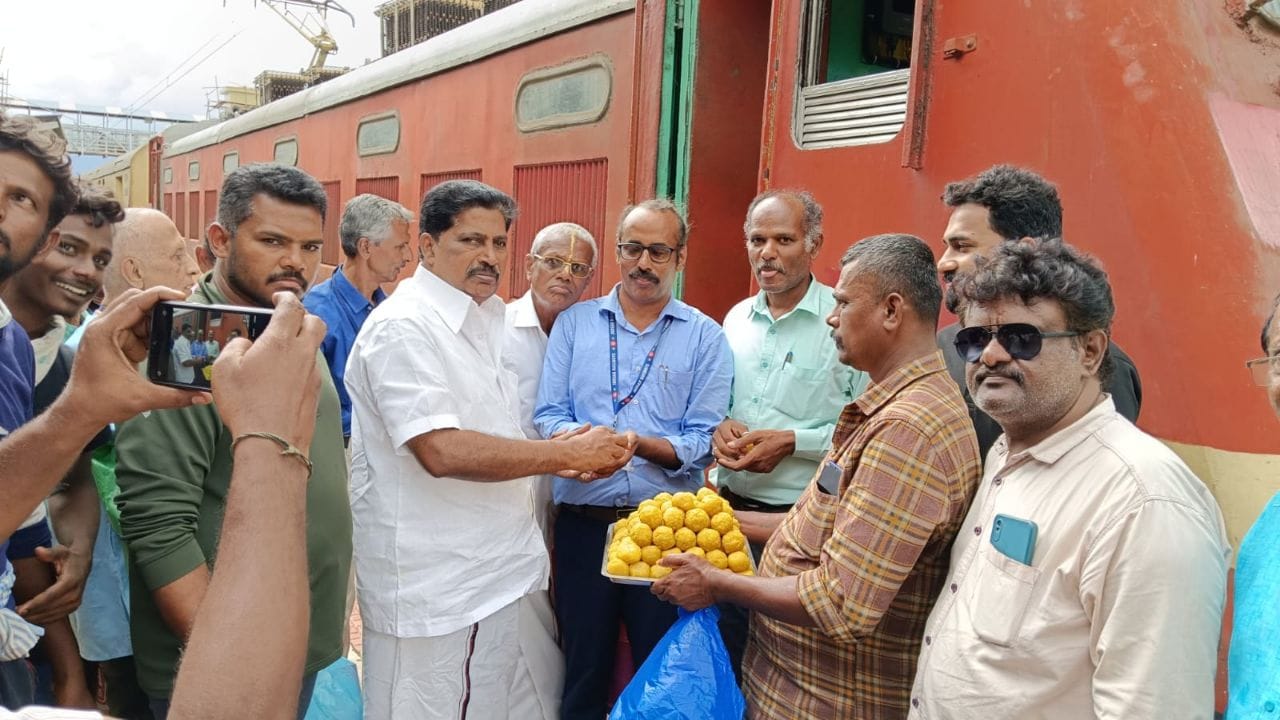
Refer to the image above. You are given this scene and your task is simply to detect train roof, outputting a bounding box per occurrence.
[165,0,634,159]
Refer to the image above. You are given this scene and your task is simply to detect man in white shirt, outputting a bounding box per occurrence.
[501,221,597,720]
[170,324,198,385]
[908,238,1230,719]
[345,180,635,720]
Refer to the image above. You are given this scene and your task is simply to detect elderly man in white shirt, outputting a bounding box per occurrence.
[501,221,598,719]
[908,238,1229,720]
[345,180,635,720]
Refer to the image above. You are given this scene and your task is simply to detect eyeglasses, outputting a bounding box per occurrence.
[953,322,1082,362]
[617,242,678,264]
[1246,355,1280,387]
[530,253,593,278]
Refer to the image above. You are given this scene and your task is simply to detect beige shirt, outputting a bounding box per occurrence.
[909,397,1229,720]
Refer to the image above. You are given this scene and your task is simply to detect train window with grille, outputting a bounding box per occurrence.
[515,55,612,133]
[357,112,401,156]
[223,152,240,174]
[163,167,173,184]
[188,161,200,181]
[795,0,915,149]
[274,137,299,166]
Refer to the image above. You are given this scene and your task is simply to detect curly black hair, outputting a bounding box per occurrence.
[0,112,77,234]
[943,164,1062,241]
[951,238,1115,382]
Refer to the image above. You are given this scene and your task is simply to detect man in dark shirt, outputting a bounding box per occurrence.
[936,165,1141,458]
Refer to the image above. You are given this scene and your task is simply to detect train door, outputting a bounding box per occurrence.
[655,0,773,321]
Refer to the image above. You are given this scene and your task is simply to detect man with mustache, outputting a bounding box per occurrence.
[115,164,352,720]
[710,190,868,677]
[534,199,733,720]
[909,238,1228,719]
[1231,294,1280,717]
[303,193,414,444]
[1,183,122,709]
[936,165,1141,459]
[345,181,633,720]
[653,234,980,719]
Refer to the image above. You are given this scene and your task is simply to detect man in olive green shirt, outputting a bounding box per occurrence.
[115,164,350,719]
[711,190,867,676]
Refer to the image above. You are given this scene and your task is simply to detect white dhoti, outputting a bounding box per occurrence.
[363,593,562,720]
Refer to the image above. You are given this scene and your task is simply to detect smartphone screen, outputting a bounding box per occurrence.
[148,301,272,390]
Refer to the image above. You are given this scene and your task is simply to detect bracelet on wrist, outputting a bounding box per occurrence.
[231,431,313,478]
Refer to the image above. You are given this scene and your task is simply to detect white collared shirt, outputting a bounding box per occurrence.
[908,397,1230,719]
[503,290,549,440]
[345,265,547,638]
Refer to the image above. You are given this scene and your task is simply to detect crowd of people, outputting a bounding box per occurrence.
[0,100,1276,720]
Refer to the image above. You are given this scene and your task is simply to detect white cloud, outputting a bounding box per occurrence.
[4,0,386,117]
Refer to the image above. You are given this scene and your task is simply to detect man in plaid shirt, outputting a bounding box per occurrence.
[654,234,981,718]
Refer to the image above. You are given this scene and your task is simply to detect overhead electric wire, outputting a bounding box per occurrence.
[121,28,244,118]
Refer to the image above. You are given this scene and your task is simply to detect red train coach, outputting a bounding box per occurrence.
[161,0,1280,566]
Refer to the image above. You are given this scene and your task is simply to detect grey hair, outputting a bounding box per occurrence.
[531,222,597,263]
[339,194,414,258]
[951,237,1116,382]
[744,189,823,251]
[840,233,942,326]
[217,163,326,239]
[617,199,688,248]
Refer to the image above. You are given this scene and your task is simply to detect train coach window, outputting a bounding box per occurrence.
[223,152,240,174]
[188,161,200,181]
[515,55,612,133]
[163,166,173,185]
[274,137,299,166]
[795,0,915,149]
[357,112,401,156]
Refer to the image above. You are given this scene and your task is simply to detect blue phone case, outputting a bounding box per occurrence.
[990,514,1038,566]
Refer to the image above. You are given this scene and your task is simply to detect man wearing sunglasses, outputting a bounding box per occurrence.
[1228,295,1280,717]
[936,165,1141,459]
[534,200,733,720]
[910,238,1228,719]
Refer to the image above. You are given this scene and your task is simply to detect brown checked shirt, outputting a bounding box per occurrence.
[743,350,980,719]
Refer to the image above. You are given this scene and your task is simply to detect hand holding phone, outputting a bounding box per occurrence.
[148,301,273,391]
[210,293,327,452]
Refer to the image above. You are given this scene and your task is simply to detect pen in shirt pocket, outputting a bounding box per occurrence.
[661,364,670,385]
[784,351,794,367]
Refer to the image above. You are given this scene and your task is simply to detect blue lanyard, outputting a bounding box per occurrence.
[608,313,675,415]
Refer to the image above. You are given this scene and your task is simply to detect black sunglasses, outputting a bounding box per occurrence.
[954,323,1081,362]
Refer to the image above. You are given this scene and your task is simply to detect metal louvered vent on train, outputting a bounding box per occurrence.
[795,68,910,149]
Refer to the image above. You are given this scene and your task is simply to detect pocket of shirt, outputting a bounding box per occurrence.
[774,364,832,420]
[652,369,695,423]
[969,548,1040,647]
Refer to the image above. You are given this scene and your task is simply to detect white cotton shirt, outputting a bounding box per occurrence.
[503,291,550,441]
[345,265,548,639]
[908,397,1230,720]
[171,336,194,384]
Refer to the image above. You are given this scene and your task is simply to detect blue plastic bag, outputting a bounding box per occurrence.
[302,657,363,720]
[608,606,745,720]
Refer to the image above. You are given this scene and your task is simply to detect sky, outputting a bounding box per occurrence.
[3,0,388,118]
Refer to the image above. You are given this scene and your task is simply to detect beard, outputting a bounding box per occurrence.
[224,243,309,308]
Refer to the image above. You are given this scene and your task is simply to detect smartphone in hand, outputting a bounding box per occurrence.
[147,301,272,391]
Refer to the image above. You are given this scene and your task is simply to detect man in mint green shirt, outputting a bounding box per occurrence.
[114,164,351,720]
[711,190,867,675]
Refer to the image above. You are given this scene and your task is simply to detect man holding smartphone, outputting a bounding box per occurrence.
[908,239,1228,718]
[114,163,351,720]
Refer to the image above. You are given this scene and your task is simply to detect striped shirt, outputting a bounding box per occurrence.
[744,350,980,719]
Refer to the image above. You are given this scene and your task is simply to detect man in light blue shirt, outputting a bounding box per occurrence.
[709,190,867,676]
[535,199,733,720]
[303,194,414,441]
[1231,293,1280,718]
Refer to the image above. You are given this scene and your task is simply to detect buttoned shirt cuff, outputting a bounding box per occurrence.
[795,565,858,646]
[793,427,834,460]
[662,434,704,477]
[135,536,207,592]
[389,415,461,456]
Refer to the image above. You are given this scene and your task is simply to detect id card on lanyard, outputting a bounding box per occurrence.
[608,313,675,425]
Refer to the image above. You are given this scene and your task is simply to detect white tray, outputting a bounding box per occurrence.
[600,520,757,585]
